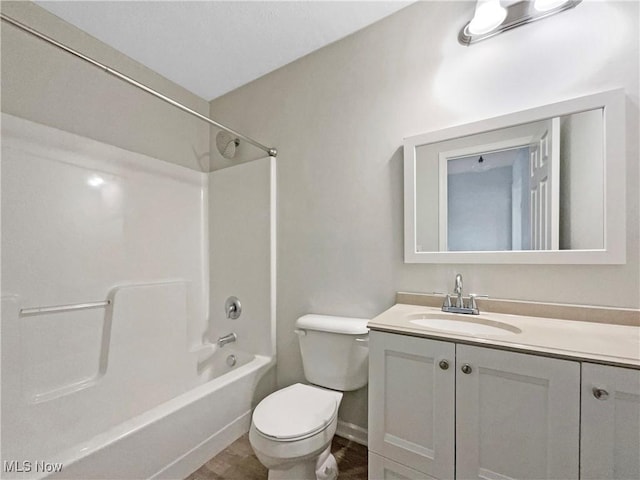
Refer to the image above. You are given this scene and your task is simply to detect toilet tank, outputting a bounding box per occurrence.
[295,314,369,391]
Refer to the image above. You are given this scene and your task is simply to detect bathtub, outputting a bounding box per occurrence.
[51,348,273,480]
[1,336,274,480]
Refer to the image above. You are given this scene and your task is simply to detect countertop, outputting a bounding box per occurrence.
[368,304,640,369]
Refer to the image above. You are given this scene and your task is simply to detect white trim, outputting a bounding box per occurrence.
[438,152,448,251]
[404,145,417,262]
[404,89,626,264]
[439,135,537,163]
[550,116,561,250]
[336,420,368,447]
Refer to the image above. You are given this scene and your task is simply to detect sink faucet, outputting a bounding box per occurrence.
[442,274,487,315]
[217,332,237,347]
[454,273,464,308]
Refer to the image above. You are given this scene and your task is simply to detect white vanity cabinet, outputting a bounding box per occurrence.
[455,344,580,480]
[581,363,640,480]
[368,332,455,479]
[368,331,581,480]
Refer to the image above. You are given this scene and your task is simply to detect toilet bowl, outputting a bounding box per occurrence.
[249,314,369,480]
[249,383,342,479]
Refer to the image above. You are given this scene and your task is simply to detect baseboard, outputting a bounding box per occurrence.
[151,410,252,479]
[336,420,368,447]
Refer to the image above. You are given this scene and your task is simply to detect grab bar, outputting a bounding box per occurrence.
[20,300,111,317]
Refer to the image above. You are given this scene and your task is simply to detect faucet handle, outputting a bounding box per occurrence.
[468,294,489,311]
[429,292,452,308]
[225,296,241,319]
[442,294,452,308]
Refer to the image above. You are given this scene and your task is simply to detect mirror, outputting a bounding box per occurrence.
[417,110,603,252]
[404,90,625,264]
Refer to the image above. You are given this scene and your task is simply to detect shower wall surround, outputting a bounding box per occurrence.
[1,113,209,465]
[209,0,640,430]
[209,157,277,359]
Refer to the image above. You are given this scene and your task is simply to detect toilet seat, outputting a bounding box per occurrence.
[252,383,340,441]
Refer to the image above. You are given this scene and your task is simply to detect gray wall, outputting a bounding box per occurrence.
[209,1,639,429]
[1,1,210,171]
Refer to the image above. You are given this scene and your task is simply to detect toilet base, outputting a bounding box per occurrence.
[267,446,337,480]
[267,457,316,480]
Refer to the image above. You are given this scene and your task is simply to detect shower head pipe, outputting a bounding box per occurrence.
[0,13,278,158]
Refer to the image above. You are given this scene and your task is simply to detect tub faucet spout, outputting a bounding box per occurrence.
[217,332,237,347]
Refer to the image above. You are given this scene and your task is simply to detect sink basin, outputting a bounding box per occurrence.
[407,313,521,336]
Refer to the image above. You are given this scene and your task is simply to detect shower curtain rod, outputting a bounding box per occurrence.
[1,14,278,158]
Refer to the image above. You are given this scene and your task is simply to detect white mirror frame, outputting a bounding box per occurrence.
[404,89,626,264]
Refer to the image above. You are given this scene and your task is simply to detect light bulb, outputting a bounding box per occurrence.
[468,0,507,35]
[534,0,570,12]
[88,175,105,187]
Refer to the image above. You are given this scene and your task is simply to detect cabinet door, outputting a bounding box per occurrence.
[369,451,433,480]
[581,363,640,480]
[456,345,579,480]
[369,331,455,479]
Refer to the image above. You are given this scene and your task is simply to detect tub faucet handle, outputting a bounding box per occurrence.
[225,296,241,319]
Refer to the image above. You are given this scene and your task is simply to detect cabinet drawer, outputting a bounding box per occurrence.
[369,452,437,480]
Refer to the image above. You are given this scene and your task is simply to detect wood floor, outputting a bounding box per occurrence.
[185,434,368,480]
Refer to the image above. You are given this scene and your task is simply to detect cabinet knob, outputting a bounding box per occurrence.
[461,364,472,374]
[439,360,449,370]
[592,387,609,400]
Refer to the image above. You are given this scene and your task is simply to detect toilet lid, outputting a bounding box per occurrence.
[253,384,339,440]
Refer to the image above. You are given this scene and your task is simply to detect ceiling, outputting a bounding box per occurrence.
[36,1,413,101]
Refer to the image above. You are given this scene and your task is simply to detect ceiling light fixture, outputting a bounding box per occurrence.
[468,0,507,36]
[459,0,581,45]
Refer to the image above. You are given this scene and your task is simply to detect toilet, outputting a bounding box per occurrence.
[249,314,369,480]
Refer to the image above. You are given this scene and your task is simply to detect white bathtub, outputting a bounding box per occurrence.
[52,348,273,480]
[2,282,275,480]
[0,338,275,480]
